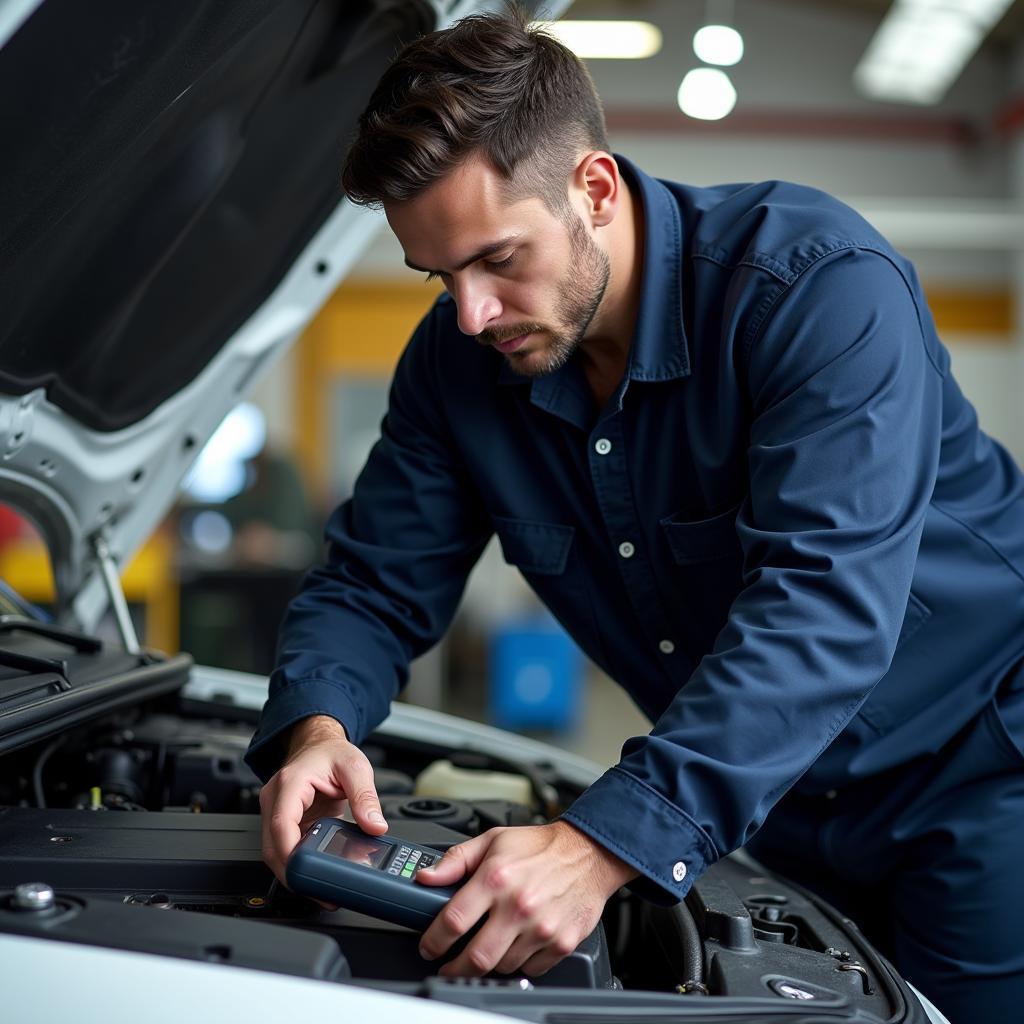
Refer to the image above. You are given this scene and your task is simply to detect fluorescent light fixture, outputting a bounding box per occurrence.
[854,0,1013,105]
[693,24,744,66]
[539,20,663,60]
[677,68,737,120]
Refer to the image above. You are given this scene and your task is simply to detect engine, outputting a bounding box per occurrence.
[0,701,910,1019]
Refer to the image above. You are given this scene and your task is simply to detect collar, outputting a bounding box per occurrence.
[618,155,690,384]
[497,156,690,419]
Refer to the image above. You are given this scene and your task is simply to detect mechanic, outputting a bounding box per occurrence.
[244,9,1024,1019]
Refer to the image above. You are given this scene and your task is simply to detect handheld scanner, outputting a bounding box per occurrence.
[285,817,461,931]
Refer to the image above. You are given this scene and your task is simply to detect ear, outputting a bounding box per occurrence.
[572,152,621,229]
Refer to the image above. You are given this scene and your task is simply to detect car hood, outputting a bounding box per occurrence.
[0,0,566,632]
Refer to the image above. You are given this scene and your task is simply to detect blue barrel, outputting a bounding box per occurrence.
[488,614,583,731]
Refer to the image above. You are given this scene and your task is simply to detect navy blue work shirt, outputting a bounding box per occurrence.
[245,157,1024,904]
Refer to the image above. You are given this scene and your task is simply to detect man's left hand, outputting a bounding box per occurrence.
[415,820,638,977]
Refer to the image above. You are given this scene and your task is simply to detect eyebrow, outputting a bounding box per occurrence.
[404,235,521,275]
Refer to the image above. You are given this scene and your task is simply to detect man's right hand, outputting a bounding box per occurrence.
[258,714,388,886]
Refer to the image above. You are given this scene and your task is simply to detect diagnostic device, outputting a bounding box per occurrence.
[285,817,461,930]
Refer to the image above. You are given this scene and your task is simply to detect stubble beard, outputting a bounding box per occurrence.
[479,212,611,378]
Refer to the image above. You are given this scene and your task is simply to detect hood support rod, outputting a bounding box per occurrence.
[92,534,140,655]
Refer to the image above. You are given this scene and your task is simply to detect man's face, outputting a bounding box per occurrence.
[385,154,610,377]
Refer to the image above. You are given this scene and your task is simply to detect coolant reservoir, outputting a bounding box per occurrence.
[414,759,532,805]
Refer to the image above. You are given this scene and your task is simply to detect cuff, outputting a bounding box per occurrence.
[243,676,365,783]
[559,766,719,905]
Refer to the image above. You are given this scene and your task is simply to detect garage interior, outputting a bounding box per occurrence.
[2,0,1022,768]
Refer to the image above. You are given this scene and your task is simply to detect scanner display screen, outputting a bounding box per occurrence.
[323,829,391,870]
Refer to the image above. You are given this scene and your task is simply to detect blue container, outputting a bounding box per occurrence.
[488,615,583,731]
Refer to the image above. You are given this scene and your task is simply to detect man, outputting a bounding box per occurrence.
[244,10,1024,1019]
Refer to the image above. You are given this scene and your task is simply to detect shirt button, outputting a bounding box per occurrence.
[672,861,687,882]
[594,438,612,455]
[659,639,675,654]
[618,541,635,559]
[825,789,838,800]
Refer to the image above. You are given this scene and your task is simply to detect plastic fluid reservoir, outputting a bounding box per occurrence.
[414,759,532,805]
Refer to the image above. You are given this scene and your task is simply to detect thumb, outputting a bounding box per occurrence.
[334,750,387,835]
[417,831,494,886]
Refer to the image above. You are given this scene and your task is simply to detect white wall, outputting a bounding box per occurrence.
[248,343,299,454]
[614,133,1008,200]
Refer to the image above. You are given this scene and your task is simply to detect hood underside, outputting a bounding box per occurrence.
[0,0,567,629]
[0,0,435,432]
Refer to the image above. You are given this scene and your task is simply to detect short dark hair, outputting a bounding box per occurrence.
[341,6,609,215]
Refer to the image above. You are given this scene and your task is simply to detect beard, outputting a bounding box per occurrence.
[477,211,610,377]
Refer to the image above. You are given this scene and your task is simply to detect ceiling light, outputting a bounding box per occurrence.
[677,68,737,121]
[693,24,744,66]
[854,0,1013,105]
[539,20,663,60]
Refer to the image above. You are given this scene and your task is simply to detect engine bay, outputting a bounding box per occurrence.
[0,692,923,1020]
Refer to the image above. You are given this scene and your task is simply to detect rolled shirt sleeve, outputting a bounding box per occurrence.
[562,248,944,902]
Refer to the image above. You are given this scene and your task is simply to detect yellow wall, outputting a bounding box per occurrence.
[923,287,1013,336]
[0,531,178,654]
[297,282,443,500]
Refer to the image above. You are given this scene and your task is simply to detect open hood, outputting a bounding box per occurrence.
[0,0,568,635]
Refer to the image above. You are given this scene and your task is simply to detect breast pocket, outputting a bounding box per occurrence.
[491,516,608,668]
[492,516,574,575]
[660,503,745,648]
[660,503,744,564]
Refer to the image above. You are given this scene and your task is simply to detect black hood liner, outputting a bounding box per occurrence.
[0,0,434,432]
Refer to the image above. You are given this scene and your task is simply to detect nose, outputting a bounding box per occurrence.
[453,276,502,337]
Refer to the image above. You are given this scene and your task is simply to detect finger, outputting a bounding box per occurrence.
[438,917,516,978]
[262,772,313,882]
[298,794,349,829]
[259,778,283,878]
[417,832,494,886]
[493,932,548,976]
[419,847,499,961]
[519,935,578,978]
[335,750,387,834]
[420,886,495,962]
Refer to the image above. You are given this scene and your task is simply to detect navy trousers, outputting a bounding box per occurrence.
[746,662,1024,1023]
